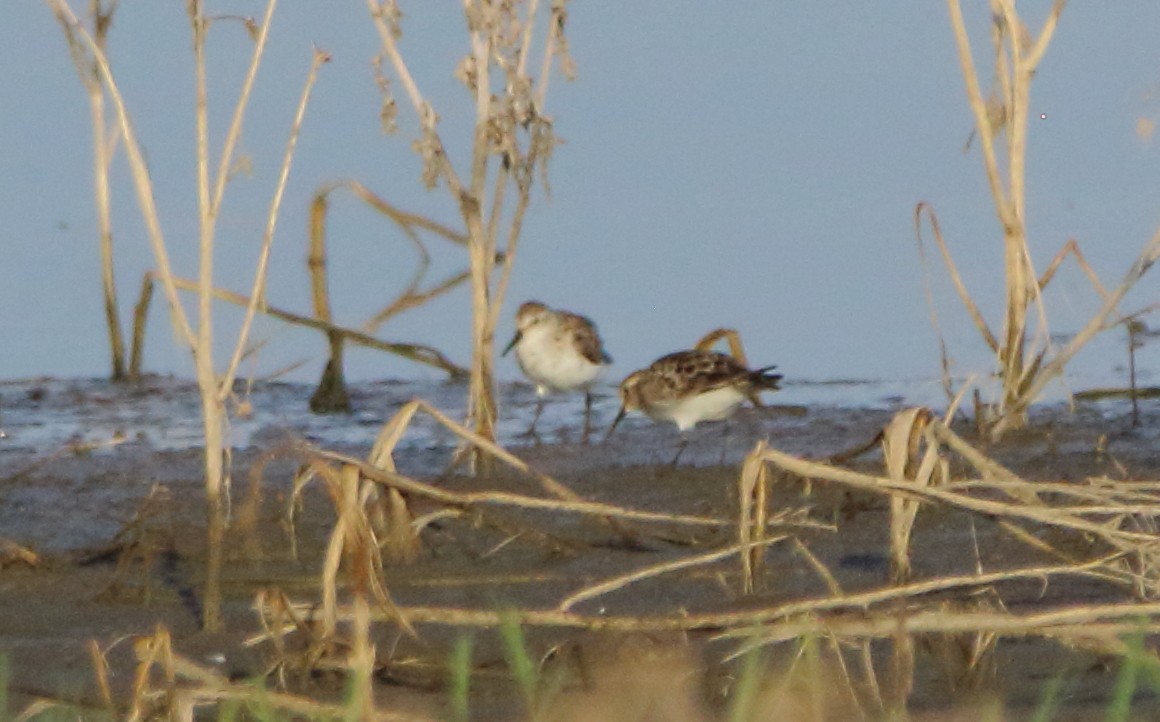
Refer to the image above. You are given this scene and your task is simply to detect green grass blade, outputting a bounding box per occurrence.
[1027,674,1065,722]
[0,655,8,722]
[449,634,474,722]
[498,612,538,714]
[726,645,766,722]
[1106,632,1144,722]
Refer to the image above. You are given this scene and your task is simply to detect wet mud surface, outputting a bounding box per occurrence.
[3,377,1160,719]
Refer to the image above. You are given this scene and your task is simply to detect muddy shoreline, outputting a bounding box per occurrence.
[3,378,1160,719]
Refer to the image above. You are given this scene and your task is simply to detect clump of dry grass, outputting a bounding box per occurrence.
[921,1,1160,437]
[368,0,574,468]
[48,0,328,631]
[235,404,1160,716]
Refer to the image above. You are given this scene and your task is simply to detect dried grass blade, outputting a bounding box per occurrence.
[369,399,422,471]
[557,536,788,612]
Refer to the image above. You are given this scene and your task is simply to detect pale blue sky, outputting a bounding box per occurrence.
[3,2,1159,395]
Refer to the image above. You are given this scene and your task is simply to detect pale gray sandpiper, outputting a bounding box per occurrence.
[607,349,783,463]
[502,300,613,442]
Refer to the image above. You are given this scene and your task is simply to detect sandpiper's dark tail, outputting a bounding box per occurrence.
[749,365,783,391]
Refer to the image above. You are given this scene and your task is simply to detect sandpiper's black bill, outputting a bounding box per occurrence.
[604,405,628,442]
[501,331,522,356]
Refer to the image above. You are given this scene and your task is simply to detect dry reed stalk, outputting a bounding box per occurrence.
[924,599,1002,696]
[317,443,808,531]
[48,0,325,631]
[312,180,475,329]
[52,0,126,381]
[991,228,1160,436]
[931,2,1160,435]
[738,440,771,593]
[0,539,40,568]
[791,538,842,597]
[945,0,1064,426]
[128,271,152,379]
[250,554,1131,642]
[369,0,571,469]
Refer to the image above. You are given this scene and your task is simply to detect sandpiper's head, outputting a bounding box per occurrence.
[617,370,648,413]
[605,370,647,440]
[514,301,551,331]
[503,301,552,356]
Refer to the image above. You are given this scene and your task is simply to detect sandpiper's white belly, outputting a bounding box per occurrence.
[647,386,747,431]
[516,326,605,395]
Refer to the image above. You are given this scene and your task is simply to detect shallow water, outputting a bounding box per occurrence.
[0,374,960,459]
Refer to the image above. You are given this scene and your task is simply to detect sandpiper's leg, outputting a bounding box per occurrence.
[582,390,594,444]
[670,432,690,466]
[518,395,546,442]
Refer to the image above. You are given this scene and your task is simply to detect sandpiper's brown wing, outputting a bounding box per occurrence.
[559,311,612,365]
[647,350,751,397]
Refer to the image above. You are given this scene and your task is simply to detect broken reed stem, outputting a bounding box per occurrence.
[350,596,376,722]
[129,270,153,379]
[161,274,467,377]
[738,440,770,594]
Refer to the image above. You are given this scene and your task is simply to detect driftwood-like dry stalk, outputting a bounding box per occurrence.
[305,181,478,412]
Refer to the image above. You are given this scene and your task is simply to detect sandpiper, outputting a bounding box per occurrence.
[502,301,613,442]
[607,349,782,463]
